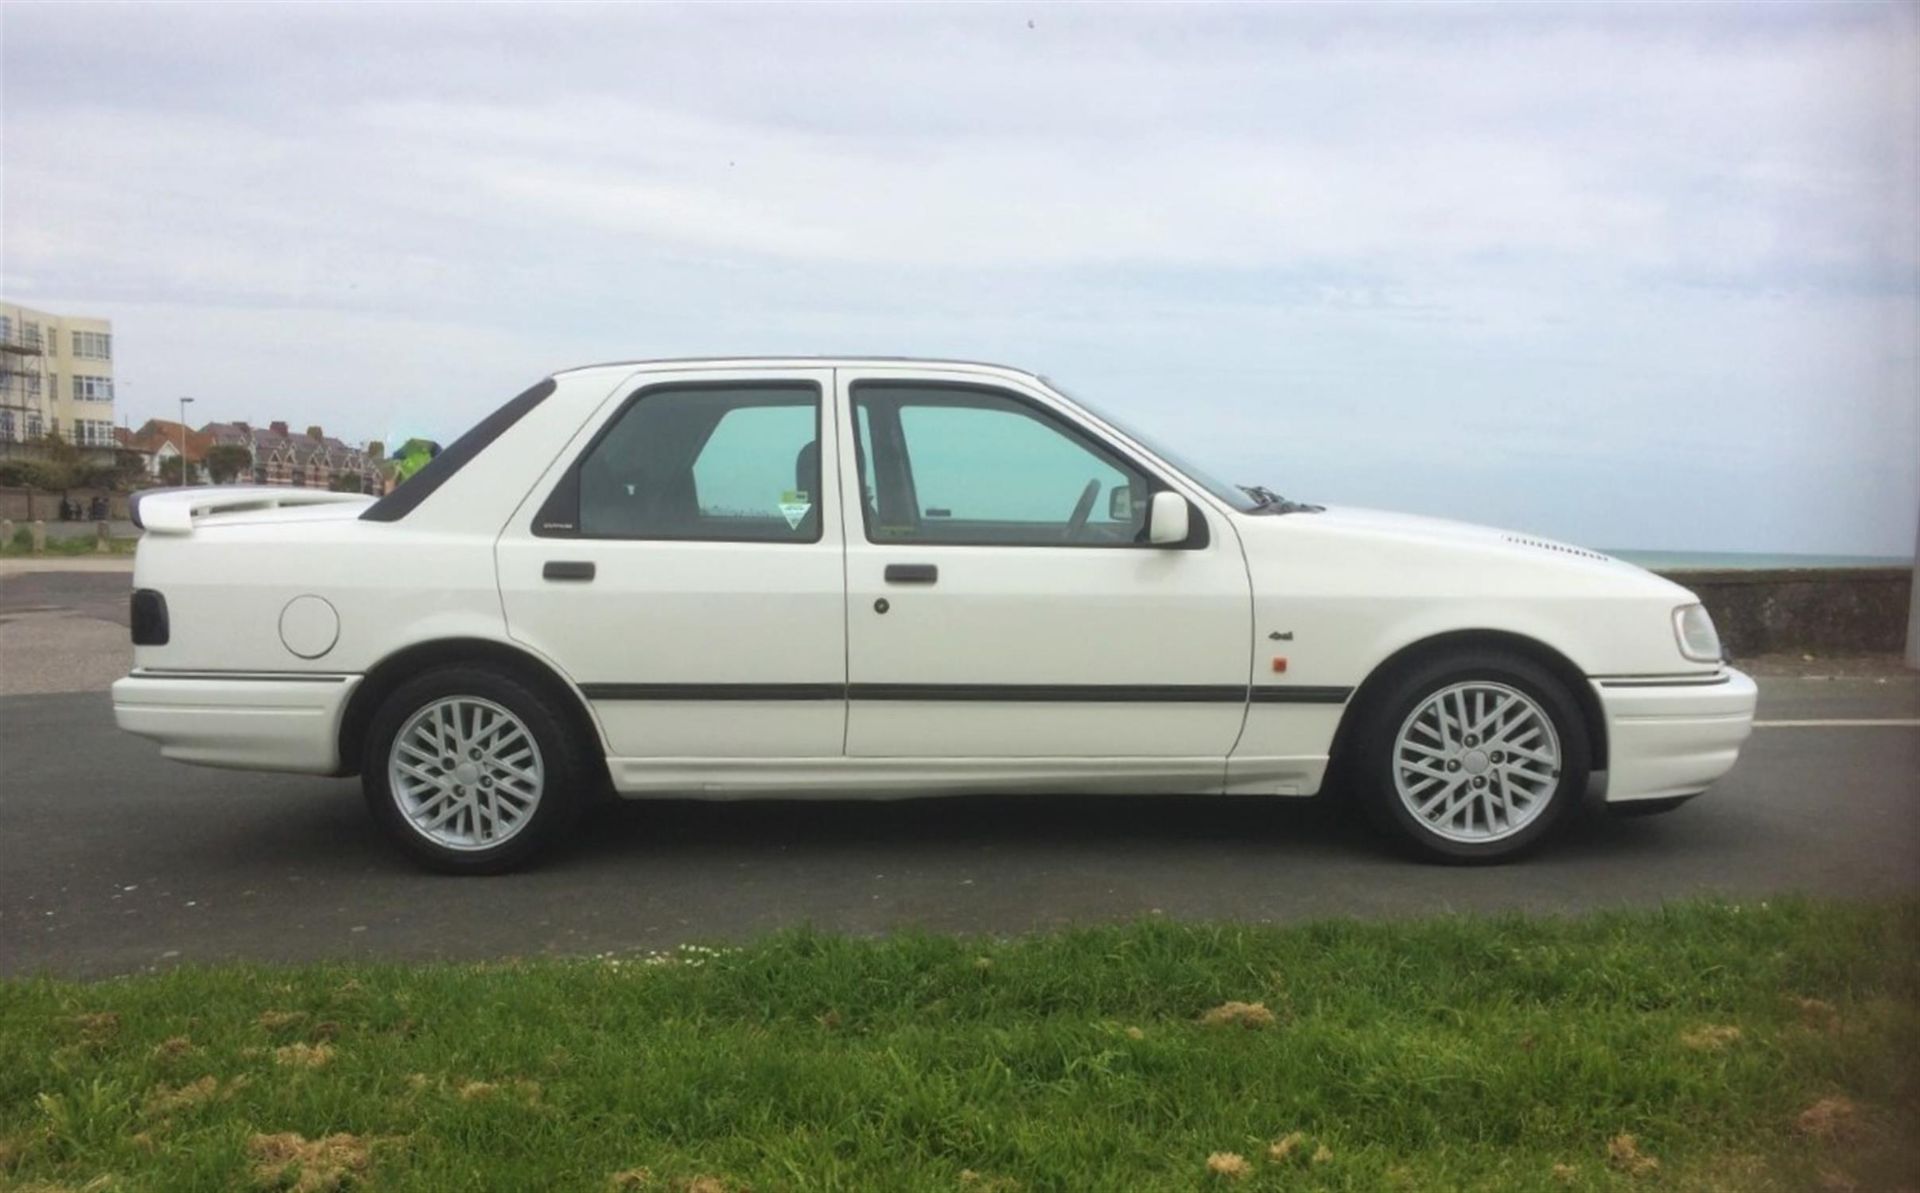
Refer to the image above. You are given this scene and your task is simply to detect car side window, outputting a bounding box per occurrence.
[855,403,880,521]
[851,384,1150,546]
[573,384,821,541]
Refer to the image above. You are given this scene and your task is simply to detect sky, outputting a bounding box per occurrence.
[2,2,1915,556]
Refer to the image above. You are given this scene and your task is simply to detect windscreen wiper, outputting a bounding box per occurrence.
[1239,484,1323,515]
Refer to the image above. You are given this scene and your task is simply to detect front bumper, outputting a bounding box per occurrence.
[111,671,360,775]
[1593,668,1757,802]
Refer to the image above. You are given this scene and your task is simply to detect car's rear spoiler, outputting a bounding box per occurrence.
[130,486,376,535]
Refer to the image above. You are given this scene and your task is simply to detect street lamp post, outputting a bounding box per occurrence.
[177,396,194,485]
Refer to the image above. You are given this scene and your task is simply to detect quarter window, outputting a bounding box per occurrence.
[851,385,1151,546]
[571,384,822,542]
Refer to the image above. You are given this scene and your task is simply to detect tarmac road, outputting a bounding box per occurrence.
[3,566,1916,979]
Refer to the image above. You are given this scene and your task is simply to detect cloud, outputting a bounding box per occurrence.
[2,1,1914,553]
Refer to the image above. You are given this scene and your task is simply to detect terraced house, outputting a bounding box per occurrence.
[199,420,385,492]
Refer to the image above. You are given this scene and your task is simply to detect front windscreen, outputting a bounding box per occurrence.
[1042,379,1260,512]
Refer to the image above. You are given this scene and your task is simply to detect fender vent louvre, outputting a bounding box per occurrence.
[1502,535,1610,562]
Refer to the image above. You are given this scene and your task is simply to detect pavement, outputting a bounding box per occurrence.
[2,566,1916,979]
[34,519,141,543]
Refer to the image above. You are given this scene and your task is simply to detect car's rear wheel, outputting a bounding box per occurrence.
[361,666,588,874]
[1351,651,1589,863]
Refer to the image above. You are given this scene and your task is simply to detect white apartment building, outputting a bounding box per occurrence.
[0,300,117,449]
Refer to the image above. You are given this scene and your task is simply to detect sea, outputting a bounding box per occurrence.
[1606,550,1914,571]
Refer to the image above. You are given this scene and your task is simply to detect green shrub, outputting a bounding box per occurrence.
[0,459,75,490]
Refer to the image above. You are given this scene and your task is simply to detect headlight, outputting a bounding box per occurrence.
[1672,603,1722,662]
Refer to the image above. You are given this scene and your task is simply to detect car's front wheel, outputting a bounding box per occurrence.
[1351,651,1590,863]
[361,666,588,874]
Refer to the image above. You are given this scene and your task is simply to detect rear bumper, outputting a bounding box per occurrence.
[1593,668,1757,802]
[111,671,360,775]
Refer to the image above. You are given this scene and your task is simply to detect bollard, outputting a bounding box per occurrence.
[30,519,47,555]
[1,518,13,550]
[96,519,111,554]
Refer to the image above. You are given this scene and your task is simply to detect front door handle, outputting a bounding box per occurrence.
[884,563,938,584]
[543,561,596,582]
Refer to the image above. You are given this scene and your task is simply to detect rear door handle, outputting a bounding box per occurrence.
[884,563,938,584]
[543,561,596,582]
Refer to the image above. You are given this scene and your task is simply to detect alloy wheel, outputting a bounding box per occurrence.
[387,696,546,851]
[1392,681,1562,844]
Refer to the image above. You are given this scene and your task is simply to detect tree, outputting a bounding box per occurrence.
[329,471,363,493]
[157,455,192,486]
[81,450,150,492]
[23,428,83,490]
[205,444,253,485]
[0,459,63,489]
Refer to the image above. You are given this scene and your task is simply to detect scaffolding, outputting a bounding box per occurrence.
[0,314,50,452]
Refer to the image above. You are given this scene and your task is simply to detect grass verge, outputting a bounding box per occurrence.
[0,534,138,557]
[2,899,1915,1191]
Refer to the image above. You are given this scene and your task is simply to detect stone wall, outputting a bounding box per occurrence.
[1660,567,1913,657]
[0,488,132,523]
[0,494,1908,660]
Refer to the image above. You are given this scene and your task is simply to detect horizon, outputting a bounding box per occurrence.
[3,2,1915,556]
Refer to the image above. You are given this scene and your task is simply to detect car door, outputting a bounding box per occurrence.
[497,368,846,762]
[836,368,1253,776]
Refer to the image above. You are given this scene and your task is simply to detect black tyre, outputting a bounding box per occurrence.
[361,665,590,874]
[1350,651,1590,863]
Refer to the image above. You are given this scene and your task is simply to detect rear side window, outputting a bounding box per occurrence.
[543,383,822,542]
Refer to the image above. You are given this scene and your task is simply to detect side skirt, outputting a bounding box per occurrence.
[605,756,1330,800]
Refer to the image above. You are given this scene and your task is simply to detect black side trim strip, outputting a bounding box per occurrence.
[581,683,844,701]
[1590,671,1727,680]
[133,670,352,683]
[851,683,1246,702]
[1250,686,1353,704]
[361,377,557,523]
[578,682,1355,704]
[1596,675,1732,689]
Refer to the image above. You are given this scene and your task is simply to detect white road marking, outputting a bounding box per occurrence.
[1753,719,1920,728]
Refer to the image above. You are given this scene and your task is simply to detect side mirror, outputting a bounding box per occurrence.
[1147,491,1190,546]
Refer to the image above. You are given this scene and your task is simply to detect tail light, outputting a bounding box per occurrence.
[130,589,170,646]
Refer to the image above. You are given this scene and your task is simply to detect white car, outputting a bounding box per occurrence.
[113,358,1756,872]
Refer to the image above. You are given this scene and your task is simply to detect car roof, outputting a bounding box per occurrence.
[553,356,1042,381]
